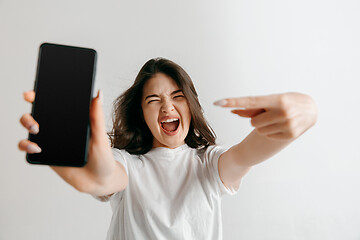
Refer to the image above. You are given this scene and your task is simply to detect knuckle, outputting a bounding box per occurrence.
[284,119,296,131]
[283,134,291,140]
[278,94,289,108]
[288,130,298,139]
[284,123,299,139]
[278,108,289,118]
[284,119,292,128]
[255,128,265,135]
[279,107,293,119]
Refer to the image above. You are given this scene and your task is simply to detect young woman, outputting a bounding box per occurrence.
[19,58,318,239]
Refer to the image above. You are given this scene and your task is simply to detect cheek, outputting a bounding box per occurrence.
[143,107,159,129]
[182,104,192,126]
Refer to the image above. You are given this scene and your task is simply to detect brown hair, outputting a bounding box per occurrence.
[108,57,216,154]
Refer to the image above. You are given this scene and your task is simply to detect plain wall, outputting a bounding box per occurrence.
[1,0,359,239]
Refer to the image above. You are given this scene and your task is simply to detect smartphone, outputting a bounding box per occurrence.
[26,43,97,167]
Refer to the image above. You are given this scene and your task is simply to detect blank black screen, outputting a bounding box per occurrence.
[27,43,96,167]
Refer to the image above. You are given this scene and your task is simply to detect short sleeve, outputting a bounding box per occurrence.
[92,148,129,202]
[112,148,129,175]
[202,145,242,196]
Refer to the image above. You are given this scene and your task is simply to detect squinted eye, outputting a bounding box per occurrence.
[148,99,159,104]
[174,95,184,99]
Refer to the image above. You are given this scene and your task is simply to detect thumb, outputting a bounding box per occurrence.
[231,108,266,118]
[89,90,107,144]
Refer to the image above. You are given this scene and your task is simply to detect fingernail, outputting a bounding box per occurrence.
[98,90,103,104]
[27,144,42,153]
[29,125,39,134]
[214,99,228,106]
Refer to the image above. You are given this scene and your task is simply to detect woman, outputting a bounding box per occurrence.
[19,58,318,239]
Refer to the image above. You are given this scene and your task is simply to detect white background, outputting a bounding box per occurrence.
[1,0,359,239]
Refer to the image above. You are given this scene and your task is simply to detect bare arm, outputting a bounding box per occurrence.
[218,129,292,188]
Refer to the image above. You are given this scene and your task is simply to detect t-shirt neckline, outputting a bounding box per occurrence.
[145,144,190,156]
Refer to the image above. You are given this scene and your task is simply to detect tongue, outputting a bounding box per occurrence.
[162,121,179,132]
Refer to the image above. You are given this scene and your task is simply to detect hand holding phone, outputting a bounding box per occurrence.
[18,43,128,195]
[27,43,97,166]
[19,89,124,195]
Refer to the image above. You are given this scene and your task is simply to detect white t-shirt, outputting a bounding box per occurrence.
[97,144,242,240]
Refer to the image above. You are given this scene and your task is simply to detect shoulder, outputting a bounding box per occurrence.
[112,147,144,160]
[112,147,132,158]
[111,148,143,174]
[196,145,228,159]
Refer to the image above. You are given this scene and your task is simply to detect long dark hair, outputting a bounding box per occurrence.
[108,57,216,154]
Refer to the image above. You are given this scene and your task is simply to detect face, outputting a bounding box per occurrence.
[141,73,191,149]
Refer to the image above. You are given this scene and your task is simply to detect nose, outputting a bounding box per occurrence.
[161,100,174,113]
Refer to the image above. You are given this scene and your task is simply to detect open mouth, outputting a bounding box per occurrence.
[160,118,180,133]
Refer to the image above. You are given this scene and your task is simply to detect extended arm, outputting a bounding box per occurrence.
[215,92,318,189]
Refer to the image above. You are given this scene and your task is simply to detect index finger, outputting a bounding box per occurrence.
[214,94,281,109]
[23,91,35,103]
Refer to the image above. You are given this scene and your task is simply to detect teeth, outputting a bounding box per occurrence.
[161,118,179,123]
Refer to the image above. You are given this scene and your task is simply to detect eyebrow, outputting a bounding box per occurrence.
[145,89,183,100]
